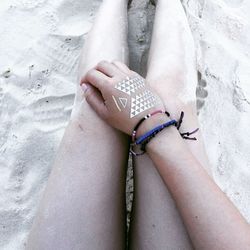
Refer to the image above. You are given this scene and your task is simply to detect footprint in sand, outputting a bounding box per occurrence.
[29,94,74,132]
[196,71,208,114]
[34,35,82,77]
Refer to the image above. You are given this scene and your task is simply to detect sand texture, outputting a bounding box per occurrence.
[0,0,250,248]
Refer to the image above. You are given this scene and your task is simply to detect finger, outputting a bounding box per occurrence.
[82,83,108,120]
[112,61,131,75]
[95,60,120,77]
[81,69,110,91]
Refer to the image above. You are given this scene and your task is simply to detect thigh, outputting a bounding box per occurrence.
[129,155,194,250]
[129,1,211,247]
[26,0,130,249]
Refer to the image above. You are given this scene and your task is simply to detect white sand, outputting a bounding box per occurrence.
[0,0,250,248]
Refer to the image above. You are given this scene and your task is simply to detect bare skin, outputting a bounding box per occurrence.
[26,0,250,249]
[81,58,250,249]
[130,1,211,249]
[146,127,250,250]
[26,0,129,249]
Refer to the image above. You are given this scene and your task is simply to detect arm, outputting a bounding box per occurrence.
[81,61,250,250]
[139,116,250,250]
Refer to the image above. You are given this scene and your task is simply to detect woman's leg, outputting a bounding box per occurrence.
[129,1,211,249]
[26,1,129,249]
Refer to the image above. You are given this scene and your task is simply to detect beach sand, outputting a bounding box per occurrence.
[0,0,250,248]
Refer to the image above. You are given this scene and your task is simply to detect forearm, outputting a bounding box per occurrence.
[147,129,250,249]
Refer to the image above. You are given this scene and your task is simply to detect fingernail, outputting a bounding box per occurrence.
[81,84,88,93]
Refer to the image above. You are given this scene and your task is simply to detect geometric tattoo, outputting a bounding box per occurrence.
[112,95,122,112]
[130,90,158,118]
[115,76,145,96]
[119,97,128,108]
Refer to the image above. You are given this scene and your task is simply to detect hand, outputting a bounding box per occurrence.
[80,61,166,135]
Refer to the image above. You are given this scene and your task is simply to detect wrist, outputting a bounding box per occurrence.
[133,112,188,159]
[135,113,189,159]
[146,127,191,166]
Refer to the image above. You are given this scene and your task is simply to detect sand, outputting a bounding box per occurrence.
[0,0,250,249]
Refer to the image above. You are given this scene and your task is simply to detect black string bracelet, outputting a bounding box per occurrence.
[131,110,170,142]
[176,111,199,141]
[130,110,199,156]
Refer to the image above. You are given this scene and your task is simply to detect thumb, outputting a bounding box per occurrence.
[81,83,108,120]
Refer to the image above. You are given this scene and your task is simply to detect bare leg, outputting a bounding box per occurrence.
[130,1,211,249]
[26,1,129,249]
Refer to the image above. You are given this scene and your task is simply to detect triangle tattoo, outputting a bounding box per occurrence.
[119,97,128,108]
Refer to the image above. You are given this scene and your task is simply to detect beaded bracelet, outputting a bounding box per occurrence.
[131,110,170,143]
[130,120,177,156]
[140,120,177,152]
[130,110,200,156]
[139,124,200,152]
[136,119,177,145]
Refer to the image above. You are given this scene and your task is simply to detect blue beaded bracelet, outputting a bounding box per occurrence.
[130,119,177,156]
[135,119,177,145]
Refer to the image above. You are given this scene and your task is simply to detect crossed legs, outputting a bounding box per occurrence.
[27,0,129,249]
[129,0,211,249]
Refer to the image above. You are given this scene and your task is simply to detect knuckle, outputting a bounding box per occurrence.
[109,78,116,85]
[103,77,112,85]
[110,79,120,88]
[98,78,107,87]
[85,69,94,80]
[98,60,109,67]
